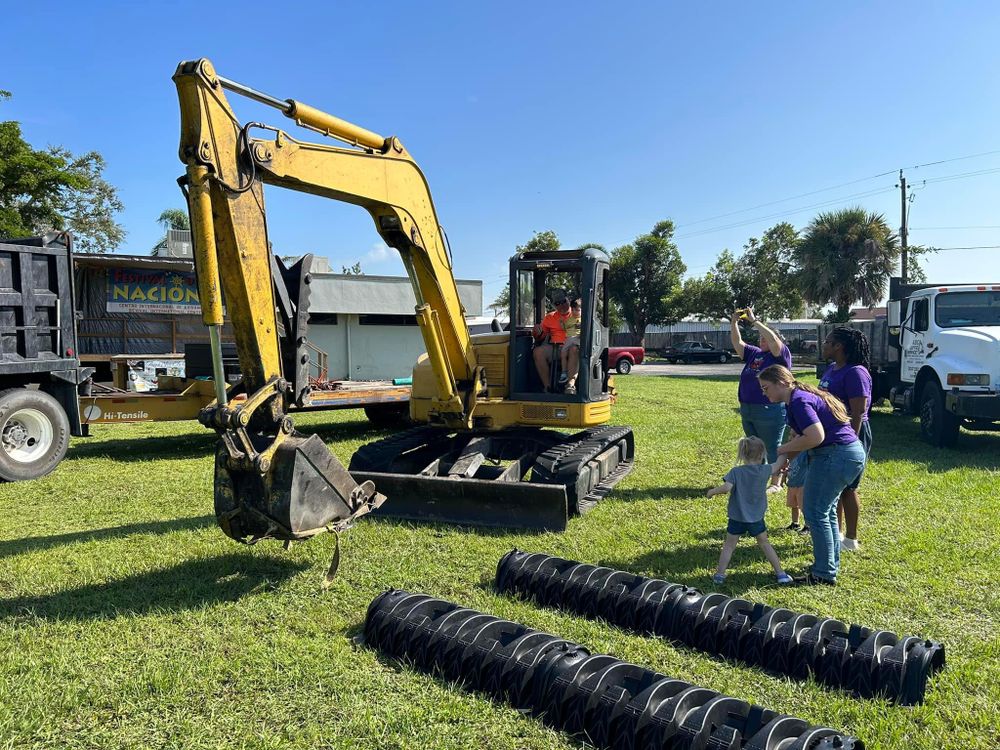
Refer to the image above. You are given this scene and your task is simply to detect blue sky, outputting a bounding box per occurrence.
[6,2,1000,309]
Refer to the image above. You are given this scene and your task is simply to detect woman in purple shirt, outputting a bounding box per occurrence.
[759,365,866,586]
[730,309,792,463]
[818,327,873,552]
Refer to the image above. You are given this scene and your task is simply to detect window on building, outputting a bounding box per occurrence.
[358,314,419,326]
[309,313,339,325]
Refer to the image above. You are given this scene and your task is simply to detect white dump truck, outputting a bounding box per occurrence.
[818,278,1000,447]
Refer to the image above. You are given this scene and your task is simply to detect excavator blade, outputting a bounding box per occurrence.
[349,425,635,532]
[351,471,569,531]
[214,432,386,543]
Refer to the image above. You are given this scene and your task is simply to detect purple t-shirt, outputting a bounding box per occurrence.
[819,364,872,422]
[738,344,792,404]
[786,389,858,447]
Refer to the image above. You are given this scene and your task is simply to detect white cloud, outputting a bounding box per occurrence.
[364,243,393,264]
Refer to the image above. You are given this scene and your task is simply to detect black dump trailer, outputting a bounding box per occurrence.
[0,233,92,481]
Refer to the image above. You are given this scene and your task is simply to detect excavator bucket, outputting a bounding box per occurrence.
[214,431,386,543]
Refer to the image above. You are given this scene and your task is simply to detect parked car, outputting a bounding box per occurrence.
[607,345,644,374]
[664,341,732,364]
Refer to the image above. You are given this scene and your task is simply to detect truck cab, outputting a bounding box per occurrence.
[888,281,1000,446]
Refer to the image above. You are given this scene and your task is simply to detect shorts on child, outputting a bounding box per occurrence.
[786,452,808,489]
[564,336,580,348]
[727,518,767,536]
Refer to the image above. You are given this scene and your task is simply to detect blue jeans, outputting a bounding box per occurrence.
[802,441,867,581]
[739,403,787,463]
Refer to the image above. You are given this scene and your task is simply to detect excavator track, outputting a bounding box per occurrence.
[530,425,635,515]
[349,425,635,530]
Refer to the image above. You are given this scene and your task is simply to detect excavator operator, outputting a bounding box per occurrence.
[533,290,576,392]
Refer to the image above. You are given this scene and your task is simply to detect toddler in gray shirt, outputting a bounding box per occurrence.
[706,436,792,585]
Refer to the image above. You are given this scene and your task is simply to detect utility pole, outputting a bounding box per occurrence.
[898,169,909,283]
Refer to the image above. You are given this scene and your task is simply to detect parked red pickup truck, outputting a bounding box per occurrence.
[608,346,644,374]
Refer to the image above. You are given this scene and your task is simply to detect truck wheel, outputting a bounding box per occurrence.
[364,403,410,428]
[616,358,632,375]
[919,381,960,448]
[0,388,70,482]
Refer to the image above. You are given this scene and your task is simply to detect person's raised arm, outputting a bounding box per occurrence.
[746,309,785,357]
[730,312,746,357]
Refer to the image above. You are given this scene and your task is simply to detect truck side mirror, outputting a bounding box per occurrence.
[887,300,901,327]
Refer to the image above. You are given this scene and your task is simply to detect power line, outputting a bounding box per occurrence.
[675,186,897,240]
[906,148,1000,170]
[930,245,1000,251]
[675,147,1000,233]
[675,170,896,229]
[911,225,1000,230]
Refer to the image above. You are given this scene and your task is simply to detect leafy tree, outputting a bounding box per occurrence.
[609,220,686,346]
[683,223,804,322]
[341,262,363,275]
[0,91,124,251]
[904,244,937,284]
[151,208,190,255]
[795,208,898,322]
[157,208,190,231]
[489,283,510,317]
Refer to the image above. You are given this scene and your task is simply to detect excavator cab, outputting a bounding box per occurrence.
[507,247,612,402]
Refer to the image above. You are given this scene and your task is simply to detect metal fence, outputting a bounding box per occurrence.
[612,321,822,354]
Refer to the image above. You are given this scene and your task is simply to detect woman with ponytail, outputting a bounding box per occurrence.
[758,365,866,585]
[819,327,873,551]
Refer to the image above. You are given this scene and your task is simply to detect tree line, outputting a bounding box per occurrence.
[493,212,935,345]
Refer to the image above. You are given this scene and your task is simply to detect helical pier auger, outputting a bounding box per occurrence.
[495,550,945,706]
[365,589,864,750]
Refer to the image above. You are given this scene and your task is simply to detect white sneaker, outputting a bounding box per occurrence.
[841,537,860,551]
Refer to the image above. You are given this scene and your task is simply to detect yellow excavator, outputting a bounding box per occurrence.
[173,59,634,543]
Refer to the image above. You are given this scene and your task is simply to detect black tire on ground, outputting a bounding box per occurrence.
[718,353,730,363]
[919,381,960,448]
[616,358,632,375]
[364,403,410,428]
[683,357,693,364]
[0,388,70,482]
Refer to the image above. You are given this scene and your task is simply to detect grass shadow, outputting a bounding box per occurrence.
[67,419,386,464]
[364,514,549,538]
[616,486,707,502]
[0,515,216,560]
[69,431,218,462]
[0,552,307,620]
[867,411,1000,472]
[601,539,803,591]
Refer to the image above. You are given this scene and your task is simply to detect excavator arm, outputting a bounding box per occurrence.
[175,59,482,426]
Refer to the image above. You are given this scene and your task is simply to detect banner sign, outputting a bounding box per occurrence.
[106,268,202,314]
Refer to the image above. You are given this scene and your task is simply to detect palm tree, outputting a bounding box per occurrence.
[151,208,190,255]
[795,208,898,321]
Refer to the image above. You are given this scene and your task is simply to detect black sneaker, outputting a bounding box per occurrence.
[793,573,836,587]
[785,522,801,530]
[798,525,811,536]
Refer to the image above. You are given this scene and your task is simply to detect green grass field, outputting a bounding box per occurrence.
[1,375,998,749]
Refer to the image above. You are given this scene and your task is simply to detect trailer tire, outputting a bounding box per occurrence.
[0,388,70,482]
[919,381,960,448]
[364,403,410,428]
[615,358,632,375]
